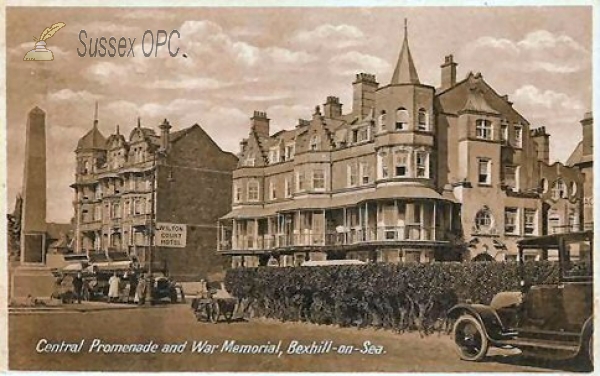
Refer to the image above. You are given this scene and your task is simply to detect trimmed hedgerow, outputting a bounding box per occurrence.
[225,261,558,330]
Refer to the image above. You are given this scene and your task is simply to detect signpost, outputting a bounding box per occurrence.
[155,223,187,248]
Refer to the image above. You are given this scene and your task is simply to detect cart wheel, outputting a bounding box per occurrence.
[453,314,489,361]
[209,301,220,324]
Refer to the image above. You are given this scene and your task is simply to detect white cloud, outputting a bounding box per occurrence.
[329,51,390,76]
[464,30,589,74]
[512,85,584,111]
[266,104,312,132]
[145,76,226,90]
[291,24,365,49]
[266,47,316,65]
[47,89,100,102]
[517,30,587,53]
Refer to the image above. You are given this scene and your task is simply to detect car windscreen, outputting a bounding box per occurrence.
[561,239,592,280]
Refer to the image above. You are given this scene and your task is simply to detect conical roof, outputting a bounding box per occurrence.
[391,20,420,85]
[76,123,107,151]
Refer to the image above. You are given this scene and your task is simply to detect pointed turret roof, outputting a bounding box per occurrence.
[76,102,107,151]
[391,19,420,85]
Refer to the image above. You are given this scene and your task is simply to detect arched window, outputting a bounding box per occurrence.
[83,160,90,174]
[552,179,567,200]
[570,182,578,196]
[417,108,428,131]
[540,178,548,193]
[378,111,387,131]
[395,108,409,131]
[476,119,492,140]
[475,208,494,233]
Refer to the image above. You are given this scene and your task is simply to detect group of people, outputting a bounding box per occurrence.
[71,270,149,305]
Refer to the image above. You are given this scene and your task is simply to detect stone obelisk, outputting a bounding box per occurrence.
[11,107,54,301]
[20,107,47,264]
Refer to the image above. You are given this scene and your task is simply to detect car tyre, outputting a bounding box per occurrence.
[453,314,489,361]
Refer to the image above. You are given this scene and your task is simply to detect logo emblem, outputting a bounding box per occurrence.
[23,22,66,61]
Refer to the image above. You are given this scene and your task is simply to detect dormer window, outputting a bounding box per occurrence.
[284,143,295,161]
[552,179,567,200]
[395,108,409,130]
[417,108,428,131]
[378,111,387,131]
[476,119,492,140]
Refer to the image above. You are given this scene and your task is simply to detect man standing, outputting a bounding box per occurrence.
[108,272,120,303]
[72,272,84,304]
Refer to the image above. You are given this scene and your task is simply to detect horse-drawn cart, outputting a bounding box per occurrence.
[190,282,238,323]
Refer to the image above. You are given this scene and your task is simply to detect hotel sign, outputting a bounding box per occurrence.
[155,223,187,248]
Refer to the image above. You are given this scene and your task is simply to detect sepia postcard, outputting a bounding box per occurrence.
[2,3,596,373]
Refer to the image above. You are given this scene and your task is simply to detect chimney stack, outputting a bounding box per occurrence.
[530,126,550,164]
[440,55,457,90]
[352,73,378,119]
[159,118,171,152]
[251,111,270,138]
[581,111,593,158]
[323,96,342,118]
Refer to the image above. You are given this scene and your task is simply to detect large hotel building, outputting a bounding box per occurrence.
[218,26,593,267]
[71,113,238,279]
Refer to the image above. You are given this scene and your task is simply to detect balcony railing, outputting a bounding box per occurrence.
[550,223,592,234]
[225,225,443,251]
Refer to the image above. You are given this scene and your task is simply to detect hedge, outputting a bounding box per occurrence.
[225,261,559,331]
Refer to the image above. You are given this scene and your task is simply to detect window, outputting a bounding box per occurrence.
[234,183,242,203]
[83,160,90,174]
[503,166,516,190]
[296,171,305,192]
[504,208,518,235]
[351,129,359,143]
[95,185,103,199]
[347,163,357,187]
[476,119,492,140]
[417,108,428,131]
[394,150,408,177]
[134,198,142,215]
[478,159,491,185]
[514,125,522,148]
[269,148,279,164]
[475,209,493,232]
[269,181,277,200]
[501,123,508,143]
[524,209,536,235]
[378,111,387,131]
[552,179,567,200]
[94,206,101,221]
[285,177,292,198]
[395,108,409,130]
[248,181,259,201]
[360,162,370,184]
[244,157,255,167]
[540,178,549,193]
[310,136,320,151]
[313,169,325,190]
[415,151,428,178]
[112,203,121,219]
[379,151,389,179]
[284,143,295,161]
[568,210,579,232]
[123,200,130,218]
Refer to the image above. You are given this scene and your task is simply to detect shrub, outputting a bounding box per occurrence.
[225,261,558,330]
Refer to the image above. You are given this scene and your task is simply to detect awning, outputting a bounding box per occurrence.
[363,184,452,202]
[220,205,278,220]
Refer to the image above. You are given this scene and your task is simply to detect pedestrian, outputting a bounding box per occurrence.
[128,271,138,304]
[108,272,121,303]
[72,272,84,304]
[135,273,147,305]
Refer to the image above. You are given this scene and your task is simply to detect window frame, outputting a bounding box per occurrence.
[312,169,326,191]
[395,108,409,131]
[475,119,493,140]
[477,158,492,185]
[247,180,260,202]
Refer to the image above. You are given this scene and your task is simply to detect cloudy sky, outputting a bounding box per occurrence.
[6,6,592,223]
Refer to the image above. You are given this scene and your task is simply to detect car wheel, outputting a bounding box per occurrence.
[453,314,489,361]
[210,301,220,324]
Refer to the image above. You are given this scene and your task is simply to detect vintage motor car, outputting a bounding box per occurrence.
[151,276,184,304]
[448,231,593,365]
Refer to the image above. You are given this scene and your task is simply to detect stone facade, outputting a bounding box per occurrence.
[71,114,238,279]
[218,26,591,266]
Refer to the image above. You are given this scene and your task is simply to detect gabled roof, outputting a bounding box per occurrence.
[460,86,500,115]
[391,21,420,85]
